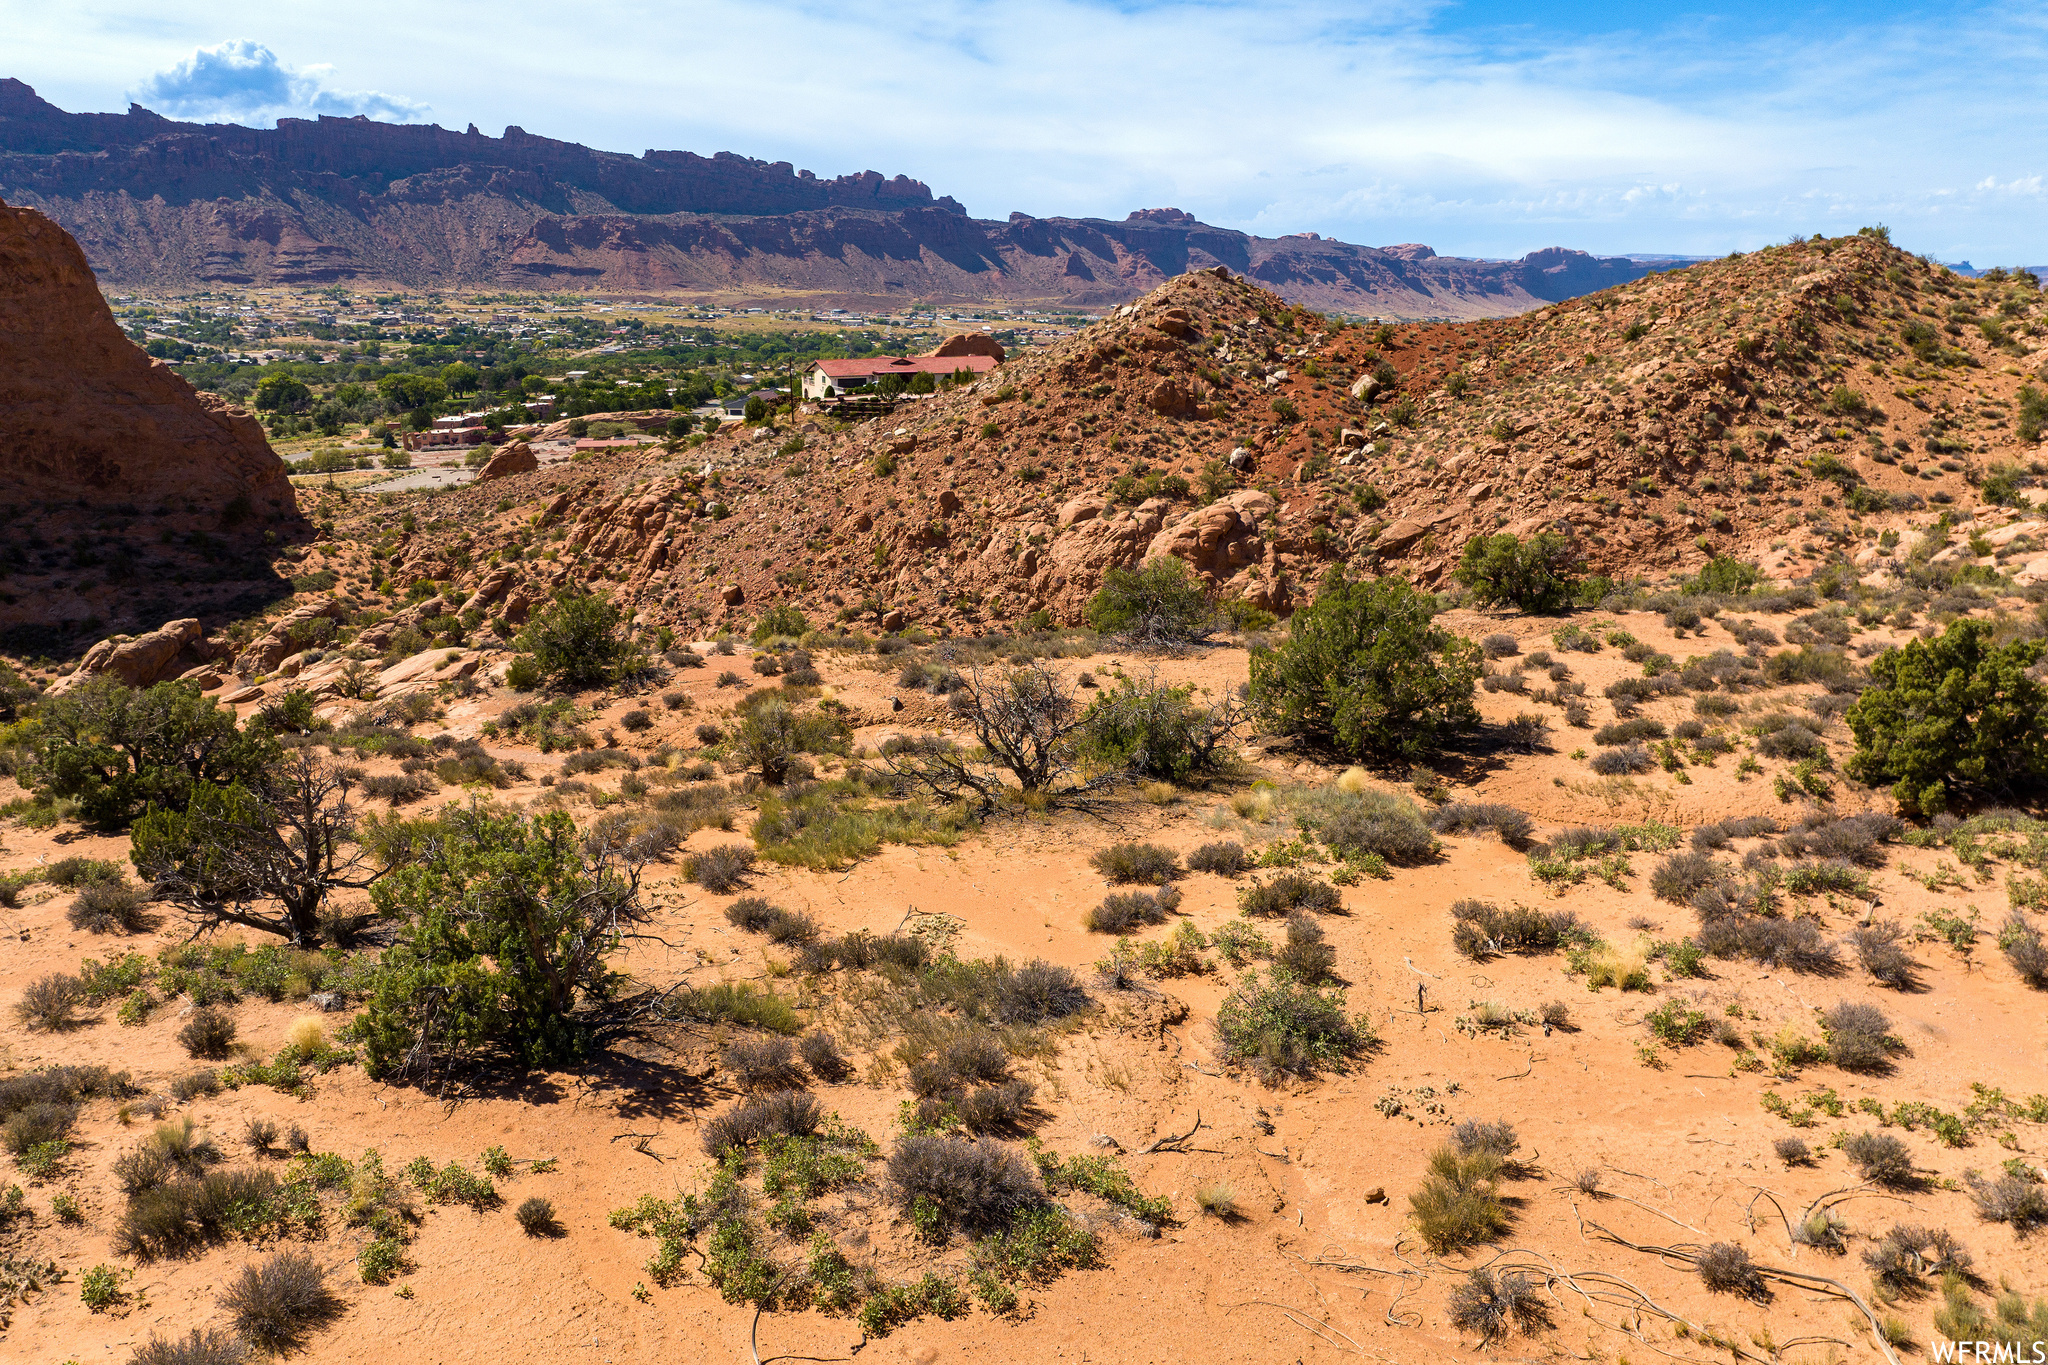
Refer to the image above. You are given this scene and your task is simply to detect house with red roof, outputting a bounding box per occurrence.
[800,353,998,402]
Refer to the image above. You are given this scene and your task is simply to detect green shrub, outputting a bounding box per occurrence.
[858,1273,968,1336]
[1453,532,1582,613]
[1685,555,1761,595]
[1249,573,1480,761]
[1083,558,1214,644]
[79,1263,127,1311]
[751,604,810,642]
[1215,969,1366,1079]
[1846,620,2048,814]
[731,697,847,784]
[515,592,640,690]
[356,806,647,1078]
[1076,674,1241,780]
[358,1234,406,1282]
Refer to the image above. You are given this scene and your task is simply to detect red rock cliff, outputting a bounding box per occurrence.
[0,195,293,514]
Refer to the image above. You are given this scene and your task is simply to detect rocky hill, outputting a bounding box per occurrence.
[0,81,1654,315]
[0,194,292,514]
[257,233,2043,649]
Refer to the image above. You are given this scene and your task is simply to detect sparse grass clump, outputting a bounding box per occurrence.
[1450,900,1581,959]
[1822,1000,1894,1073]
[515,1196,560,1236]
[177,1006,238,1059]
[799,1033,850,1081]
[1447,1267,1550,1343]
[129,1327,251,1365]
[1083,885,1182,934]
[1650,851,1723,905]
[1410,1145,1510,1253]
[721,1037,805,1091]
[1695,1242,1765,1298]
[1089,842,1179,885]
[1185,841,1249,876]
[1590,744,1655,775]
[1454,1120,1519,1158]
[1852,919,1918,988]
[1429,802,1534,848]
[4,1101,78,1160]
[661,982,802,1034]
[219,1248,344,1354]
[14,974,84,1031]
[887,1135,1042,1237]
[115,1167,281,1259]
[702,1089,826,1155]
[1297,785,1438,863]
[2000,913,2048,987]
[1967,1172,2048,1229]
[1774,1136,1812,1165]
[1237,870,1341,918]
[67,880,153,934]
[686,844,756,892]
[1844,1131,1918,1188]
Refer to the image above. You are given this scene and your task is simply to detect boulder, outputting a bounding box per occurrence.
[1349,373,1383,401]
[377,648,478,697]
[1375,519,1430,556]
[880,609,907,631]
[52,618,204,692]
[234,599,351,677]
[1057,496,1106,528]
[929,333,1005,362]
[720,583,745,606]
[1145,378,1192,415]
[477,441,538,480]
[937,489,963,515]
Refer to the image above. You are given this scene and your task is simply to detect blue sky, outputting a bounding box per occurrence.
[8,0,2044,262]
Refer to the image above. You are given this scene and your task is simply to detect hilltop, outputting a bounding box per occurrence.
[0,81,1655,315]
[234,233,2047,653]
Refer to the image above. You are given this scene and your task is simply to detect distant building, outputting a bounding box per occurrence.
[801,354,997,401]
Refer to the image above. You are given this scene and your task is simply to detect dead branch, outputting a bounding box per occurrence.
[1138,1111,1203,1155]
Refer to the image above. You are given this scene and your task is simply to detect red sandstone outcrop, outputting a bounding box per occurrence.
[49,618,210,693]
[0,196,294,515]
[477,442,538,480]
[929,333,1005,362]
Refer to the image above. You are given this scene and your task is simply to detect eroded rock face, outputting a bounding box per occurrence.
[0,197,294,515]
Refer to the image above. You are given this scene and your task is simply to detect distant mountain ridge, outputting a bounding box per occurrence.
[0,79,1659,316]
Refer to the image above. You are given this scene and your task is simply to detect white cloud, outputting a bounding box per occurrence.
[134,41,427,124]
[3,0,2040,260]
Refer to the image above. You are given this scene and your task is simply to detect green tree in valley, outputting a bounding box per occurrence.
[1248,573,1480,761]
[1845,620,2048,814]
